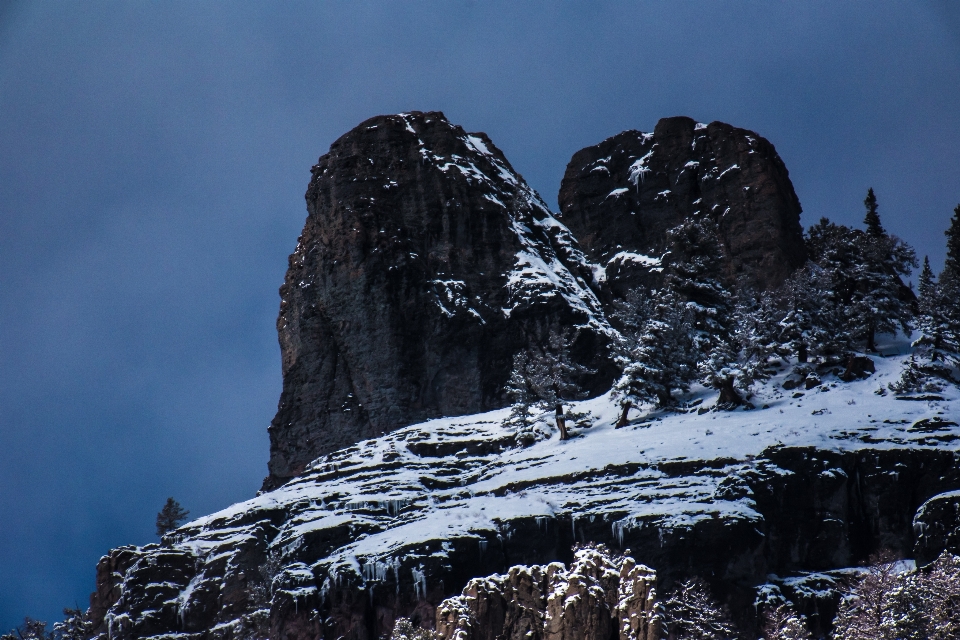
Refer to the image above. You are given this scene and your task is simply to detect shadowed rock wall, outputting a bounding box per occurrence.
[267,111,612,489]
[558,116,806,294]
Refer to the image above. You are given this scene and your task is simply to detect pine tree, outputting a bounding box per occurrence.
[614,289,696,411]
[893,208,960,392]
[390,618,435,640]
[503,330,592,441]
[156,497,190,537]
[918,256,935,300]
[943,203,960,280]
[892,256,954,393]
[853,230,917,352]
[663,216,735,356]
[776,265,848,362]
[805,218,862,333]
[807,209,916,353]
[662,216,744,408]
[863,188,883,237]
[1,619,52,640]
[53,608,92,640]
[939,206,960,362]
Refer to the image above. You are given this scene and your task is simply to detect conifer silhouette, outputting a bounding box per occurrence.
[156,497,189,537]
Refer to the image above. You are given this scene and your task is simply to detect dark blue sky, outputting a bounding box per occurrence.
[1,1,958,630]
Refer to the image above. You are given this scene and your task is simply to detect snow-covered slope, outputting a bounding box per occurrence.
[88,341,960,640]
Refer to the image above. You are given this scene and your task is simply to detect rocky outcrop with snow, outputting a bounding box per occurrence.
[86,350,960,640]
[557,116,806,294]
[268,111,613,489]
[435,545,661,640]
[77,115,960,640]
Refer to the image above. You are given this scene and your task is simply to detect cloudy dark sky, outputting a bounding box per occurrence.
[1,1,959,630]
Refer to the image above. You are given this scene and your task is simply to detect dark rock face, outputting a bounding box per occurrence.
[268,111,611,489]
[558,116,806,294]
[914,489,960,565]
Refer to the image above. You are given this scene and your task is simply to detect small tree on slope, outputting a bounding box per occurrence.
[761,602,812,640]
[849,190,917,351]
[891,256,955,393]
[937,203,960,366]
[806,201,917,353]
[614,288,696,414]
[663,215,735,358]
[660,579,735,640]
[666,215,745,409]
[504,329,591,440]
[156,497,190,537]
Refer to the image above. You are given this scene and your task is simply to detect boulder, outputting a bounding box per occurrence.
[914,490,960,565]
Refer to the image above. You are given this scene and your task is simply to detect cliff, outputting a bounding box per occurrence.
[267,112,612,489]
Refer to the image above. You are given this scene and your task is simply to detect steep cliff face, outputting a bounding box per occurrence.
[268,111,612,489]
[558,117,806,294]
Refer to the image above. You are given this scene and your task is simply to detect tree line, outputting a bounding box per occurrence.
[506,190,960,430]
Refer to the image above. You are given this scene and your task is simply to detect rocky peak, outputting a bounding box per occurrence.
[267,111,613,489]
[557,116,806,295]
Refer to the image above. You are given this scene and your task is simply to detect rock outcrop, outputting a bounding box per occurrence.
[75,114,960,640]
[435,545,661,640]
[914,488,960,565]
[557,117,806,295]
[267,111,612,489]
[85,381,960,640]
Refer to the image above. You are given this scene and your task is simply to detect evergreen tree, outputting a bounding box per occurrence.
[156,497,190,537]
[892,256,955,393]
[943,203,960,280]
[52,609,92,640]
[939,204,960,363]
[863,187,883,237]
[1,619,52,640]
[503,329,592,441]
[663,216,735,356]
[662,216,744,407]
[806,208,916,353]
[918,256,935,300]
[852,229,916,351]
[390,618,435,640]
[776,265,849,362]
[893,210,960,392]
[614,289,696,411]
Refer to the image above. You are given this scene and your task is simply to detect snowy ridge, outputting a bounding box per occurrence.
[172,338,955,596]
[92,335,960,640]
